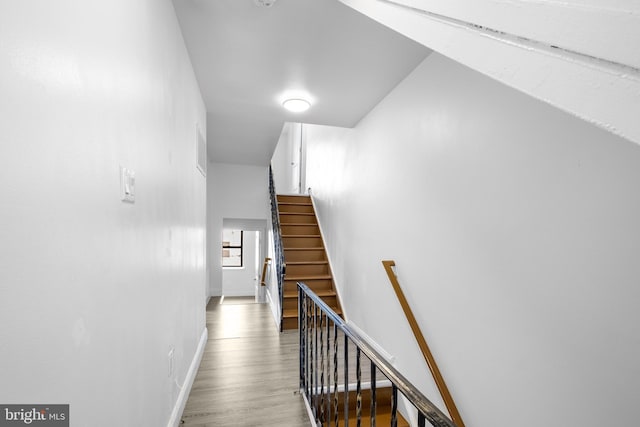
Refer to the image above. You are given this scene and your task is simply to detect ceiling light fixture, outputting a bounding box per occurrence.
[283,98,311,113]
[254,0,277,7]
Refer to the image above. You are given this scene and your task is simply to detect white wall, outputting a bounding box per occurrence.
[0,1,207,426]
[207,163,269,296]
[271,122,304,195]
[304,52,640,427]
[222,230,259,297]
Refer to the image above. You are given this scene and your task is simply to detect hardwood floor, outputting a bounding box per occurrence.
[181,297,311,427]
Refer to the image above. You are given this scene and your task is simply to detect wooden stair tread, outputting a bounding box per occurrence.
[287,261,328,265]
[282,308,299,318]
[282,234,321,238]
[284,290,335,298]
[285,274,332,280]
[283,307,342,318]
[279,212,315,216]
[278,202,312,206]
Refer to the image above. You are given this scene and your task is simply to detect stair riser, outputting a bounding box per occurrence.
[278,204,314,214]
[283,236,323,248]
[282,317,299,330]
[285,279,333,293]
[283,297,298,311]
[286,263,330,276]
[281,224,320,235]
[279,213,317,224]
[284,249,326,262]
[283,295,337,311]
[277,195,311,203]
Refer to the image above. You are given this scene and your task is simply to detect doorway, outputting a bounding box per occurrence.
[221,219,267,300]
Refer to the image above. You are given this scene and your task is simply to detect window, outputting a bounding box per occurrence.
[222,229,243,267]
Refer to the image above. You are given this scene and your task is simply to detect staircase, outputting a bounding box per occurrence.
[277,194,342,330]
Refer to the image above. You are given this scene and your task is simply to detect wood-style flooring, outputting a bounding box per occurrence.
[180,297,311,427]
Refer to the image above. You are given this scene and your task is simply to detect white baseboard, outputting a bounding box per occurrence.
[167,327,208,427]
[266,288,281,330]
[300,388,317,426]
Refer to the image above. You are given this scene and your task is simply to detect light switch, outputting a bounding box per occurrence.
[120,166,135,203]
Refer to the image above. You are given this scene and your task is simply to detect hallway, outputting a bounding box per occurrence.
[181,297,310,426]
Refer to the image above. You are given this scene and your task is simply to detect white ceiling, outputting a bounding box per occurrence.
[173,0,430,166]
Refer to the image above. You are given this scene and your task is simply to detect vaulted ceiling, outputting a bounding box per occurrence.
[172,0,429,166]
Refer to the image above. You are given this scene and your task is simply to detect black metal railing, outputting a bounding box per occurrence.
[299,282,457,427]
[269,165,286,331]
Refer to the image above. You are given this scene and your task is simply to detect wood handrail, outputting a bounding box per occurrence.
[260,257,271,286]
[382,260,465,427]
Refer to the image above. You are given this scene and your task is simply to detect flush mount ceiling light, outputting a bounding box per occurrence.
[283,98,311,113]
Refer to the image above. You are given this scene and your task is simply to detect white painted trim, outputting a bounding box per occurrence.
[339,0,640,147]
[266,288,282,330]
[308,189,348,323]
[167,327,208,427]
[300,389,318,426]
[382,0,640,69]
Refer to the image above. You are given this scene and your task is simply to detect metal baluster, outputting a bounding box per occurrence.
[344,335,349,427]
[326,315,331,426]
[308,300,312,414]
[307,297,312,401]
[418,412,426,427]
[320,312,325,425]
[308,301,312,418]
[308,295,312,402]
[391,385,398,427]
[356,348,362,427]
[333,324,339,427]
[312,301,317,417]
[299,287,305,392]
[370,362,376,427]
